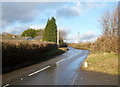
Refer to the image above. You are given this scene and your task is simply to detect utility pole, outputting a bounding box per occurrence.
[57,16,60,46]
[57,28,59,45]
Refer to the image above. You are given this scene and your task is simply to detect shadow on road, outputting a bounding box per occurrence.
[75,69,118,85]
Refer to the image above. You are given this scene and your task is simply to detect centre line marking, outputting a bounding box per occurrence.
[28,66,50,76]
[56,59,65,64]
[2,84,10,87]
[67,53,78,60]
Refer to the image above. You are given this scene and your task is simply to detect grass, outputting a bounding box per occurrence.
[82,52,118,75]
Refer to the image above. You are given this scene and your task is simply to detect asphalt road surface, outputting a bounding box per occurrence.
[2,47,118,86]
[2,47,90,86]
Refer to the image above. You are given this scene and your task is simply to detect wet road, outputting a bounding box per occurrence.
[2,47,90,86]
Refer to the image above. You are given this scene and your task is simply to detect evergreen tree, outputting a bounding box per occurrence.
[42,17,57,43]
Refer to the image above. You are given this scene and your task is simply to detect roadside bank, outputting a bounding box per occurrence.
[81,52,118,75]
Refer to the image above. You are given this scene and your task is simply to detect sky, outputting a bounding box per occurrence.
[1,0,118,43]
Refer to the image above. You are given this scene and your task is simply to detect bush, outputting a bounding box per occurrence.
[92,36,118,53]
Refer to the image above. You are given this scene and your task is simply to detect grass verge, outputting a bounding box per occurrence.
[81,52,118,75]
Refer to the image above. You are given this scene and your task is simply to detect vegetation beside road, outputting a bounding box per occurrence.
[69,7,119,75]
[69,42,118,75]
[81,52,118,75]
[2,40,66,73]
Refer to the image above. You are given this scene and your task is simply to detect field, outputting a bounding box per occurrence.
[2,40,65,73]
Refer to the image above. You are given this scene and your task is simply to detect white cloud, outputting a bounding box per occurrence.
[2,2,65,27]
[2,2,40,25]
[3,25,31,35]
[71,2,81,15]
[56,1,82,18]
[56,1,110,18]
[2,2,110,27]
[66,31,99,43]
[30,25,45,29]
[79,31,99,42]
[86,2,108,9]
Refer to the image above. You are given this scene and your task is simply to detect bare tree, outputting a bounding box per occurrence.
[96,6,119,53]
[99,7,118,38]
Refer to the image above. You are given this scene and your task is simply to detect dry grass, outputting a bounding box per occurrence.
[82,52,118,75]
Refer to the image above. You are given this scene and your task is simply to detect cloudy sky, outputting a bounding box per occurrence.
[1,0,118,43]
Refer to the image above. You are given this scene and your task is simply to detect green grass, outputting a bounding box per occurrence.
[82,52,118,75]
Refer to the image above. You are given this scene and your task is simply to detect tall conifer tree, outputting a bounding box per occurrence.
[42,17,57,43]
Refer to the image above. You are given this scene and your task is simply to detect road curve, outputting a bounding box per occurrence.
[2,47,90,86]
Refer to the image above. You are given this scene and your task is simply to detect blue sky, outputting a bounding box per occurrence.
[2,1,118,43]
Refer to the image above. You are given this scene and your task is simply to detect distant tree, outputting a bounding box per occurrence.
[21,29,38,38]
[42,17,57,43]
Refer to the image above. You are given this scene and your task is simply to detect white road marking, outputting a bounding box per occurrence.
[56,53,77,65]
[67,56,73,60]
[67,53,78,60]
[20,78,23,80]
[71,72,79,85]
[56,59,65,64]
[2,84,10,87]
[28,66,50,76]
